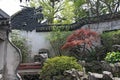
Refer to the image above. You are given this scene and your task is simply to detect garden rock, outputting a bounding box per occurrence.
[114,62,120,71]
[88,72,103,80]
[113,77,120,80]
[101,61,112,71]
[102,71,113,80]
[79,60,120,75]
[87,71,120,80]
[112,45,120,51]
[64,68,84,80]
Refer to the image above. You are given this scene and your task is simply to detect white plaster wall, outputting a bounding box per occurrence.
[19,30,55,58]
[0,40,5,71]
[0,39,21,80]
[17,19,120,60]
[6,41,21,79]
[82,19,120,33]
[0,30,6,72]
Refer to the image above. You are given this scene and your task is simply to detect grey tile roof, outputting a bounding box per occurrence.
[0,9,10,19]
[11,7,120,32]
[11,7,43,31]
[0,9,9,27]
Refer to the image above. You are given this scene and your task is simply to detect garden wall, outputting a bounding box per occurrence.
[19,30,55,59]
[18,19,120,61]
[82,19,120,33]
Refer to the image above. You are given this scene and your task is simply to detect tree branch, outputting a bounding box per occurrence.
[114,1,120,13]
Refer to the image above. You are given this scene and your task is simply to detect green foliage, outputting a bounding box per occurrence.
[101,30,120,52]
[60,0,75,24]
[30,0,120,23]
[32,0,55,24]
[73,0,120,20]
[105,51,120,63]
[40,56,82,80]
[30,0,75,24]
[73,0,87,20]
[10,31,29,63]
[48,26,72,56]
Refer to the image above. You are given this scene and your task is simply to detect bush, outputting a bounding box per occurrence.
[101,30,120,52]
[10,31,30,63]
[48,27,71,56]
[40,56,82,80]
[105,51,120,63]
[62,29,99,61]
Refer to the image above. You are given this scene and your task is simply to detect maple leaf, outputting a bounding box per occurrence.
[61,28,99,49]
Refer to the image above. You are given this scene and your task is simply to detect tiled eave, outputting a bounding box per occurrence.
[36,12,120,32]
[0,19,10,40]
[0,19,9,27]
[11,10,120,32]
[0,9,10,27]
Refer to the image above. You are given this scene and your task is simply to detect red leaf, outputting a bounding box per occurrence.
[61,28,99,50]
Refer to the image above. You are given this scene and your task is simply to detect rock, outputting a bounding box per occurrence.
[64,68,84,80]
[81,77,88,80]
[78,60,86,66]
[101,61,112,71]
[88,72,103,80]
[80,74,88,80]
[103,71,113,80]
[112,45,120,51]
[113,77,120,80]
[114,62,120,71]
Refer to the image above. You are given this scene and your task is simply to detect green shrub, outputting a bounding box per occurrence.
[40,56,82,80]
[10,31,30,63]
[105,51,120,63]
[48,26,72,56]
[101,30,120,52]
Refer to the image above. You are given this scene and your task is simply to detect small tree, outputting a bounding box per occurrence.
[30,0,75,24]
[61,28,99,60]
[48,27,71,56]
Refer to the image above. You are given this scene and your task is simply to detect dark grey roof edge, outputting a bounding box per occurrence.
[36,12,120,32]
[0,9,10,26]
[10,8,23,20]
[10,7,34,21]
[11,8,120,32]
[0,9,10,19]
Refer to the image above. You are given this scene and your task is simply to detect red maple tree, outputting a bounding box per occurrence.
[61,28,99,50]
